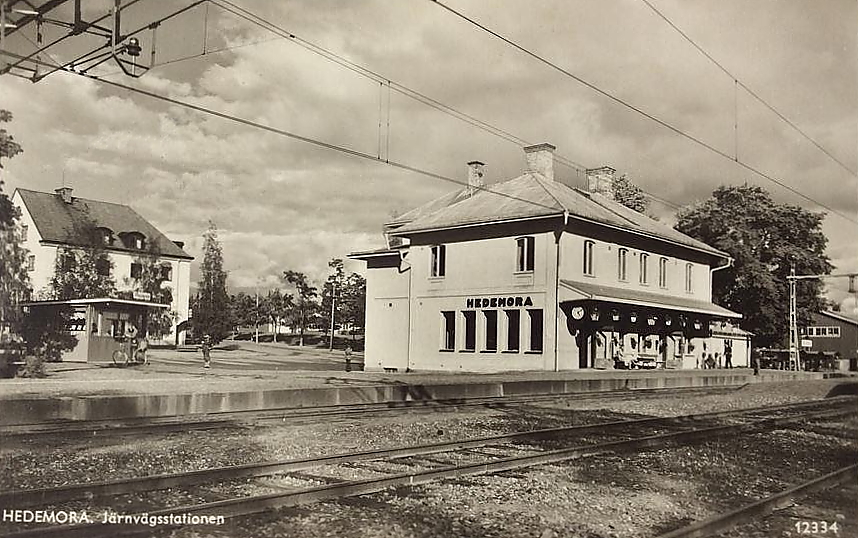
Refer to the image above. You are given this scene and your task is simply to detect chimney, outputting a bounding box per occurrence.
[55,187,74,204]
[586,166,615,196]
[466,161,485,196]
[173,240,185,249]
[524,143,556,181]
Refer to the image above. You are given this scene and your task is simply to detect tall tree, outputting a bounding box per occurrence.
[611,173,650,215]
[675,185,832,347]
[340,272,366,339]
[283,270,317,346]
[120,244,177,340]
[265,289,293,343]
[0,110,29,338]
[320,258,346,337]
[193,222,230,343]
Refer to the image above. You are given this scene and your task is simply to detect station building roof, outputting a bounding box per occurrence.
[388,171,727,259]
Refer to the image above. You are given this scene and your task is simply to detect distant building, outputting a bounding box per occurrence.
[13,187,193,345]
[351,143,742,372]
[803,310,858,370]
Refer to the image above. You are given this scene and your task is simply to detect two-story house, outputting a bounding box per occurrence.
[350,143,741,372]
[13,187,193,345]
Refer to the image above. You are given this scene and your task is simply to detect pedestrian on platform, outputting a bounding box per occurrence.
[201,334,212,369]
[724,343,733,368]
[705,353,715,369]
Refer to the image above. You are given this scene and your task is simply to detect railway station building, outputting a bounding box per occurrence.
[351,143,743,372]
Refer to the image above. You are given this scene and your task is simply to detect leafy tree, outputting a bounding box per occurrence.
[340,272,366,339]
[119,244,177,340]
[228,292,253,330]
[0,110,29,339]
[611,173,650,215]
[283,270,317,346]
[47,218,116,300]
[192,222,230,344]
[265,289,293,343]
[675,185,832,347]
[320,258,346,337]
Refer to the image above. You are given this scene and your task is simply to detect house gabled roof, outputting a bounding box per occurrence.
[389,172,727,258]
[16,188,192,260]
[817,310,858,327]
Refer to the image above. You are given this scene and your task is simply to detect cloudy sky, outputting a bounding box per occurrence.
[2,0,856,311]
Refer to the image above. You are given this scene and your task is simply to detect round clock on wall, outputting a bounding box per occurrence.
[570,306,585,320]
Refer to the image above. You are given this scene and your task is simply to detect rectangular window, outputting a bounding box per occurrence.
[26,255,35,272]
[640,254,649,284]
[483,310,498,351]
[160,264,173,281]
[618,248,628,281]
[441,311,455,350]
[21,224,28,241]
[506,310,520,352]
[430,245,446,277]
[462,311,476,351]
[659,257,668,288]
[583,241,595,276]
[130,262,143,279]
[685,263,693,293]
[62,253,75,271]
[516,236,535,272]
[528,309,543,353]
[96,258,110,277]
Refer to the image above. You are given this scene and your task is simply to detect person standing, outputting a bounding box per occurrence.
[724,343,733,369]
[201,334,212,369]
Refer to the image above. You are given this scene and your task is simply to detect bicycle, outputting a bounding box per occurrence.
[112,337,146,367]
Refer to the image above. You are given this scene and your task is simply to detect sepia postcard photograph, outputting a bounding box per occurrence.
[0,1,856,537]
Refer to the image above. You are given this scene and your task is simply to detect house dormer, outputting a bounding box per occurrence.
[95,227,114,247]
[119,231,147,251]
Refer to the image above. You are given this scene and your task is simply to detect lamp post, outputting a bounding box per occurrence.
[329,284,337,352]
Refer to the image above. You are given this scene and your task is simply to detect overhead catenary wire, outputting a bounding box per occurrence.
[638,0,857,178]
[63,68,562,213]
[209,0,681,210]
[428,0,858,226]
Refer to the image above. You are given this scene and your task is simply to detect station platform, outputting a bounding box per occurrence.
[0,361,848,426]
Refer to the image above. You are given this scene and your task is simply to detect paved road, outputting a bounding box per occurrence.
[149,340,363,372]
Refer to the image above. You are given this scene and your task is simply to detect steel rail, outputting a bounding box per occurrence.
[3,406,852,538]
[2,397,853,508]
[0,384,747,437]
[656,463,858,538]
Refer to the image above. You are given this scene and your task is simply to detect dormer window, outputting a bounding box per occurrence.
[120,231,147,251]
[96,227,114,246]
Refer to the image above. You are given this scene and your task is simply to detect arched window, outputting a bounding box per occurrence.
[659,257,668,288]
[583,241,595,276]
[685,263,693,293]
[639,253,649,284]
[617,248,628,281]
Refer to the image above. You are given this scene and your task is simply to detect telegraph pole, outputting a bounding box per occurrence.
[788,263,799,371]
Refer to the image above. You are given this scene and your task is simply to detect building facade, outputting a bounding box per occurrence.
[13,187,193,345]
[803,310,858,370]
[352,144,742,372]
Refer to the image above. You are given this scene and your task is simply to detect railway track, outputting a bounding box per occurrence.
[1,396,854,538]
[656,463,858,538]
[0,384,746,438]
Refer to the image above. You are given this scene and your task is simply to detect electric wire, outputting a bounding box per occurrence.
[428,0,858,226]
[211,0,684,210]
[70,68,562,213]
[638,0,857,178]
